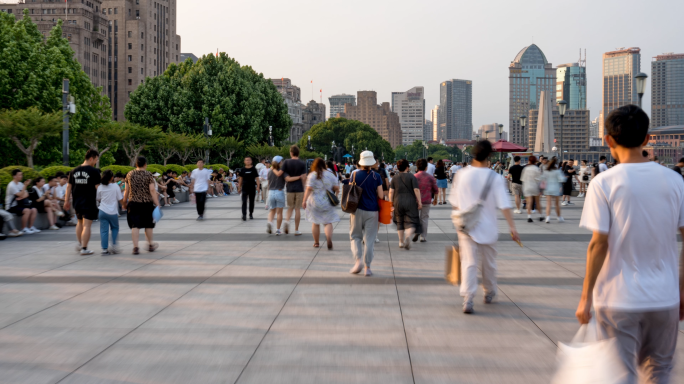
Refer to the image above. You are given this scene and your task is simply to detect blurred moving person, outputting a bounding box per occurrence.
[414,159,438,242]
[434,160,448,205]
[97,170,123,255]
[302,158,340,249]
[507,156,524,213]
[521,155,543,223]
[123,156,160,255]
[540,158,564,223]
[266,156,285,235]
[390,159,422,249]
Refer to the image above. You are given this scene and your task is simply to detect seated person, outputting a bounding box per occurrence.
[211,170,225,196]
[162,170,179,204]
[218,168,230,195]
[29,176,61,230]
[5,168,39,234]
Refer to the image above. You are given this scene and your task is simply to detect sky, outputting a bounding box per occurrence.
[177,0,682,136]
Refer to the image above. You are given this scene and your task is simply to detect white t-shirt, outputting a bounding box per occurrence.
[427,162,436,176]
[191,168,213,193]
[55,184,66,199]
[96,183,123,216]
[258,167,269,183]
[450,165,462,175]
[598,162,608,173]
[449,167,510,244]
[5,181,24,208]
[580,162,684,311]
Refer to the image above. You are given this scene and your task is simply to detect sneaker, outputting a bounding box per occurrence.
[173,199,180,204]
[283,222,289,234]
[531,210,537,214]
[241,216,246,221]
[412,233,420,242]
[55,211,64,217]
[404,237,411,251]
[375,237,380,243]
[484,295,494,304]
[249,214,254,220]
[109,245,121,254]
[75,242,82,252]
[101,250,111,255]
[350,261,363,274]
[557,217,565,223]
[30,227,41,233]
[539,217,545,222]
[275,229,282,236]
[513,209,522,214]
[49,225,60,230]
[463,301,474,314]
[7,230,22,237]
[420,237,426,243]
[364,268,373,277]
[266,222,272,234]
[21,228,34,235]
[561,201,568,206]
[80,249,94,255]
[545,216,551,223]
[132,247,140,255]
[399,242,404,248]
[294,230,302,236]
[567,202,574,205]
[148,242,159,252]
[527,218,533,223]
[197,216,204,221]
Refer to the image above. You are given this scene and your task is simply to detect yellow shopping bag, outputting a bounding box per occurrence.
[444,245,460,285]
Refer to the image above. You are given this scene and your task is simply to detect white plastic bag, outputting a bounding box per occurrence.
[551,319,627,384]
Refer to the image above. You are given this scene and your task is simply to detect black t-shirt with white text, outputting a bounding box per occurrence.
[69,165,101,210]
[238,167,259,192]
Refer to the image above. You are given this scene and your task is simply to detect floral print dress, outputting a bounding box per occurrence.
[305,170,340,225]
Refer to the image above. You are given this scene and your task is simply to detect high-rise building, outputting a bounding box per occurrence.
[477,124,500,142]
[651,53,684,129]
[341,91,401,148]
[529,91,590,156]
[391,86,425,145]
[103,0,182,120]
[423,120,432,142]
[180,53,198,64]
[601,47,641,140]
[328,94,355,119]
[431,105,440,141]
[301,100,326,134]
[509,44,557,146]
[556,62,587,110]
[2,0,110,97]
[270,78,304,142]
[590,116,600,138]
[439,79,472,140]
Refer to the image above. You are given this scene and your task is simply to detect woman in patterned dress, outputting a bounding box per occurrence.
[302,158,340,250]
[122,156,161,255]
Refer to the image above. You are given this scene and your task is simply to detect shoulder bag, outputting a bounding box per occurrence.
[325,170,340,207]
[341,171,370,214]
[450,172,495,234]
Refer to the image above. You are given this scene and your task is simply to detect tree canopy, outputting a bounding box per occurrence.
[125,53,292,146]
[300,118,394,163]
[394,140,463,162]
[0,107,62,167]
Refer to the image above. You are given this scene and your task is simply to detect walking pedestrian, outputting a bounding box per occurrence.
[449,140,520,313]
[390,159,422,250]
[282,145,306,236]
[521,155,544,223]
[349,151,384,276]
[426,157,436,176]
[434,159,448,204]
[258,160,270,208]
[122,156,160,255]
[189,159,212,220]
[414,159,438,242]
[541,158,564,223]
[576,105,684,382]
[238,156,260,221]
[561,159,576,205]
[64,149,101,255]
[266,156,286,235]
[598,155,608,173]
[577,160,591,197]
[302,158,340,249]
[97,170,123,255]
[508,156,524,213]
[4,169,37,234]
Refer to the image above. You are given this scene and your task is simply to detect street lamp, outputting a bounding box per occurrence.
[498,124,504,162]
[635,72,648,108]
[423,142,428,160]
[557,100,567,161]
[331,140,335,160]
[307,135,312,151]
[203,117,212,163]
[475,134,480,142]
[268,126,273,147]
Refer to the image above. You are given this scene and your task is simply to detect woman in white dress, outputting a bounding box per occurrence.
[540,158,565,223]
[577,160,591,197]
[302,158,340,250]
[521,155,543,223]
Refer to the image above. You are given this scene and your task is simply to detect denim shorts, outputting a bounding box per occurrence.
[268,190,285,209]
[436,179,448,189]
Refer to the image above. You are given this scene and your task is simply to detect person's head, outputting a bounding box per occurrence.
[182,171,188,177]
[397,159,410,172]
[527,155,537,165]
[33,176,45,187]
[357,150,376,170]
[541,156,548,164]
[219,168,225,174]
[310,157,326,179]
[196,158,204,169]
[84,148,99,166]
[547,158,558,170]
[581,160,587,166]
[513,156,521,164]
[416,159,427,171]
[271,155,283,170]
[47,176,57,186]
[326,160,335,171]
[568,159,574,166]
[59,175,68,185]
[427,157,434,164]
[437,159,445,168]
[678,158,684,165]
[11,168,22,182]
[136,156,147,169]
[101,170,114,185]
[260,158,267,164]
[344,173,350,179]
[599,155,607,163]
[290,145,300,158]
[212,170,218,176]
[472,140,493,162]
[604,105,650,151]
[244,157,253,167]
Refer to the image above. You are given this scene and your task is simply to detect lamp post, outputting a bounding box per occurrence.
[268,126,273,147]
[203,117,212,163]
[498,124,504,162]
[635,72,648,108]
[475,134,480,142]
[307,135,312,151]
[330,140,335,161]
[423,142,428,160]
[557,100,567,161]
[62,79,70,166]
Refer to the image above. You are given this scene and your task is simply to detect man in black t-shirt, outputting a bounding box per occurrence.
[238,157,260,221]
[508,156,524,213]
[281,145,306,235]
[64,149,101,255]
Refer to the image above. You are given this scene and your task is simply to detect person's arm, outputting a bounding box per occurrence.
[189,177,195,194]
[122,182,129,210]
[238,174,243,193]
[63,183,73,211]
[149,182,161,207]
[575,231,609,324]
[413,188,422,210]
[302,185,313,210]
[272,169,284,177]
[679,227,684,321]
[376,185,383,199]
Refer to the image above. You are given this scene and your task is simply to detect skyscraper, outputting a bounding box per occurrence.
[651,53,684,129]
[431,106,440,141]
[601,47,641,140]
[556,62,587,110]
[439,79,472,140]
[423,120,432,142]
[391,86,425,145]
[509,44,556,146]
[342,91,401,148]
[328,94,356,119]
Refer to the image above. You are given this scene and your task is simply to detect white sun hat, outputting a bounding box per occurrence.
[358,151,376,166]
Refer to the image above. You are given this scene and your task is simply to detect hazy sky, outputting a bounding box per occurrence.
[178,0,683,136]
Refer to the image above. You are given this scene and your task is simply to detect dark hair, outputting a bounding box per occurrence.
[115,172,124,178]
[397,159,409,172]
[581,160,587,164]
[513,156,521,162]
[11,168,21,177]
[528,155,537,165]
[547,158,558,170]
[642,150,649,158]
[181,171,187,174]
[416,159,427,171]
[605,105,650,148]
[101,170,114,185]
[54,171,65,178]
[326,160,335,172]
[290,145,300,157]
[85,148,99,160]
[427,157,433,162]
[472,140,493,161]
[600,156,606,161]
[136,156,147,167]
[197,158,204,163]
[33,176,44,185]
[310,158,326,179]
[679,158,684,163]
[47,176,56,182]
[437,159,445,168]
[60,174,68,179]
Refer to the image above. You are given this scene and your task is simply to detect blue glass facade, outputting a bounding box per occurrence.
[557,64,587,110]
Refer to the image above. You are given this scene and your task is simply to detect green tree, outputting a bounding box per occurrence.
[299,118,394,163]
[247,143,279,162]
[212,136,243,166]
[125,53,292,146]
[120,124,163,166]
[80,121,128,167]
[0,107,62,167]
[176,133,202,166]
[153,131,190,165]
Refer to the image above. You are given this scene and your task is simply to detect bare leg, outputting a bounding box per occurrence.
[144,228,153,244]
[312,224,320,244]
[29,208,37,228]
[268,209,276,223]
[276,208,283,229]
[294,208,301,231]
[81,219,92,249]
[21,208,29,229]
[555,196,561,217]
[526,196,533,215]
[535,196,543,216]
[46,205,55,226]
[397,229,404,244]
[285,206,294,222]
[324,223,333,244]
[76,218,83,244]
[131,228,140,248]
[546,195,551,217]
[515,194,521,210]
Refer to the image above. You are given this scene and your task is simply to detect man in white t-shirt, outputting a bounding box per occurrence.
[426,157,435,176]
[577,105,683,383]
[449,163,462,181]
[449,141,520,314]
[5,169,38,234]
[598,155,608,173]
[189,159,213,220]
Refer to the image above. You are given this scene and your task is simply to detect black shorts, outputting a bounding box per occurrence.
[127,201,156,229]
[8,204,30,216]
[76,208,98,221]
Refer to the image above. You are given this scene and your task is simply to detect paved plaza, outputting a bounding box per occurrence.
[1,191,683,383]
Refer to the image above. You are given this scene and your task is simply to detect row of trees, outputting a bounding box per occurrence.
[394,140,463,163]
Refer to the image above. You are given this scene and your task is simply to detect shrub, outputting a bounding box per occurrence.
[0,170,11,205]
[185,164,198,172]
[0,166,40,182]
[40,166,73,178]
[101,165,134,176]
[205,164,229,172]
[146,164,165,175]
[164,164,189,175]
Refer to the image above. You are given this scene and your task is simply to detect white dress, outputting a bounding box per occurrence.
[521,165,542,196]
[304,171,340,225]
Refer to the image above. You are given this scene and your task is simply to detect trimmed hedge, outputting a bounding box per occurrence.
[0,170,11,203]
[101,165,134,176]
[0,166,40,182]
[206,164,229,171]
[146,164,165,175]
[185,164,198,172]
[40,166,73,178]
[164,164,189,175]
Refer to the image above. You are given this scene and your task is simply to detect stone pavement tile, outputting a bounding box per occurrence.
[271,303,405,332]
[412,366,555,384]
[237,365,414,384]
[0,326,130,384]
[214,259,312,279]
[59,329,265,384]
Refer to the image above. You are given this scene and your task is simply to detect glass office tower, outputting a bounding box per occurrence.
[557,63,587,110]
[652,53,684,129]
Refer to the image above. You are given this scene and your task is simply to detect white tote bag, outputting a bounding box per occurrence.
[551,319,627,384]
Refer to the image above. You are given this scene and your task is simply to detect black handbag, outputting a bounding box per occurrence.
[341,172,369,213]
[326,190,339,207]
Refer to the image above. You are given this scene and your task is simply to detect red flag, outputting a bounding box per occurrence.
[216,48,218,57]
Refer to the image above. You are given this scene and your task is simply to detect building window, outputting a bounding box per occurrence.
[128,55,132,61]
[141,32,144,38]
[128,79,132,85]
[141,44,143,50]
[141,56,144,62]
[136,10,139,17]
[128,67,132,73]
[128,43,132,49]
[141,68,143,74]
[114,8,117,14]
[128,31,132,38]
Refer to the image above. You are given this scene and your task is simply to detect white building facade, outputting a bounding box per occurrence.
[391,87,425,145]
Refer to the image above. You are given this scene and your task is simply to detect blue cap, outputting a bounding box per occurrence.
[272,156,283,163]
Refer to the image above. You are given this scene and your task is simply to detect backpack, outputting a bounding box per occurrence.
[450,172,495,234]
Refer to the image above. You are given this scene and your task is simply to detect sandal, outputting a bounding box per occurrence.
[148,243,159,252]
[132,247,139,255]
[327,239,333,250]
[313,243,320,248]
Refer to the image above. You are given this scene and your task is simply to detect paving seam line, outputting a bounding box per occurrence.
[54,236,264,384]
